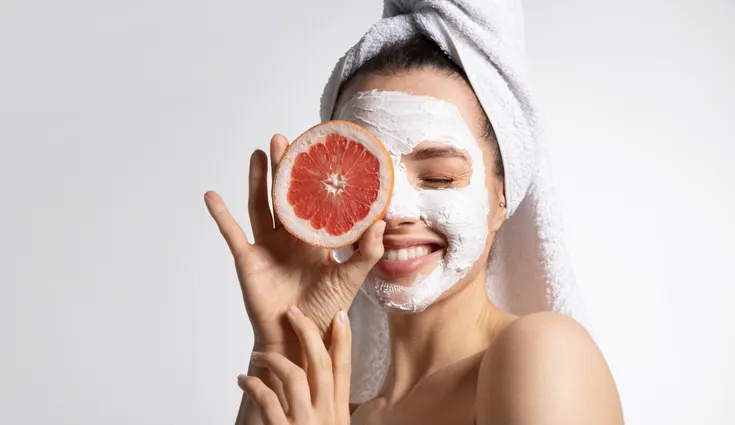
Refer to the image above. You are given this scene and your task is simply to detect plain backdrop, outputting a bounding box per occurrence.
[1,0,733,424]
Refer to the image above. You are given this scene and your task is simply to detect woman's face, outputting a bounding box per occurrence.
[335,68,506,312]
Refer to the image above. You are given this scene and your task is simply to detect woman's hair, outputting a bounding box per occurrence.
[337,33,505,180]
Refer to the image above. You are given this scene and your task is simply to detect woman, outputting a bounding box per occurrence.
[205,3,623,424]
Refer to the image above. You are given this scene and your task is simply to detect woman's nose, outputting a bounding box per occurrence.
[383,214,422,229]
[384,167,421,221]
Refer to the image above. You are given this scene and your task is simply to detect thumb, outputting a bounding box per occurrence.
[338,220,386,288]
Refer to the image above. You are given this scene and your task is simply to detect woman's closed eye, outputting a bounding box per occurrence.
[419,175,460,188]
[424,177,454,184]
[414,162,472,188]
[407,144,472,189]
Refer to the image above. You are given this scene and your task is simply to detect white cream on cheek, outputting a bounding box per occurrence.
[335,90,490,312]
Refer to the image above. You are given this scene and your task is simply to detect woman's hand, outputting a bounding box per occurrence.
[204,134,385,352]
[238,308,352,425]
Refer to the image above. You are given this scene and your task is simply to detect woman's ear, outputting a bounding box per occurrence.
[488,180,506,234]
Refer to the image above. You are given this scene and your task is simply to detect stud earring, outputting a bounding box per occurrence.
[499,202,506,208]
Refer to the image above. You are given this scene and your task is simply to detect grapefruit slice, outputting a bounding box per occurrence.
[273,120,394,248]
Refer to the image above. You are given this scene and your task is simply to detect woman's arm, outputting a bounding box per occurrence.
[476,312,624,425]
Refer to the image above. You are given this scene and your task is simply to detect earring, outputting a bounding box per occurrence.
[499,202,506,208]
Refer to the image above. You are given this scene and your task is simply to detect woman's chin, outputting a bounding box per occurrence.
[371,248,444,286]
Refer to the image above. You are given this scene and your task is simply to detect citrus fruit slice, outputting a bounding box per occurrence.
[273,120,394,248]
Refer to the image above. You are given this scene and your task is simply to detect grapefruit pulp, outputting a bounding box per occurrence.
[273,120,394,248]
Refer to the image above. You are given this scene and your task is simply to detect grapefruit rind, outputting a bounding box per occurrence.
[273,120,394,249]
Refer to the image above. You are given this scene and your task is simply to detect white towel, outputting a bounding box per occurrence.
[319,0,590,403]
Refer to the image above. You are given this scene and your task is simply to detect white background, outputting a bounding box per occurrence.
[1,1,733,424]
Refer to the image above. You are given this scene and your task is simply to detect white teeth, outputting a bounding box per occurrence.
[382,246,432,260]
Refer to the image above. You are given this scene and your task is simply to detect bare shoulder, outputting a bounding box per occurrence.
[476,312,624,425]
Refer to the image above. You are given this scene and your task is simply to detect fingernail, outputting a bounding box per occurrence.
[237,374,247,387]
[250,351,264,366]
[339,309,348,325]
[289,305,303,316]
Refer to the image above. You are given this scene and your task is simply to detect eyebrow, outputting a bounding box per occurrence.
[408,146,470,162]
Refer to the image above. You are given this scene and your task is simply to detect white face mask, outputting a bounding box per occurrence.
[335,90,491,312]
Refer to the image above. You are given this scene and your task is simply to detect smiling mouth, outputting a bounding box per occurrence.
[381,244,442,261]
[372,242,445,282]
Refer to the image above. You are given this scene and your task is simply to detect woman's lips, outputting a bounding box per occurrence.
[374,244,444,282]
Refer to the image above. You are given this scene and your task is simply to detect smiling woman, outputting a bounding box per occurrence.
[204,1,623,424]
[334,88,499,311]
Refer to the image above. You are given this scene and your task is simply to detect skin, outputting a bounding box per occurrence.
[205,142,386,425]
[239,308,354,425]
[207,67,624,424]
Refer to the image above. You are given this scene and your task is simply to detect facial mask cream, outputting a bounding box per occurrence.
[335,90,490,312]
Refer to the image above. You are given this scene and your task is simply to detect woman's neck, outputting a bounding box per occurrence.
[379,274,513,402]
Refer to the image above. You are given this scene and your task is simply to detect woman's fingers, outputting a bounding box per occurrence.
[248,149,274,243]
[286,306,335,410]
[269,134,288,229]
[249,351,311,422]
[238,375,289,425]
[331,310,352,421]
[204,191,251,260]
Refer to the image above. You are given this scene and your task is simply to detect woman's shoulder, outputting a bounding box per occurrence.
[488,311,593,353]
[480,312,600,379]
[476,312,624,425]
